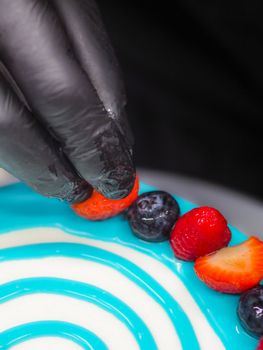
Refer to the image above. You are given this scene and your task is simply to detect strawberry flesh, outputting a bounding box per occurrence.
[194,237,263,294]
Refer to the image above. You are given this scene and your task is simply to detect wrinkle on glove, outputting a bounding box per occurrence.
[0,0,135,202]
[0,67,92,203]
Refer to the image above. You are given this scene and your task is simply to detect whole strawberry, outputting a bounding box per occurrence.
[257,338,263,350]
[170,206,231,261]
[72,176,139,220]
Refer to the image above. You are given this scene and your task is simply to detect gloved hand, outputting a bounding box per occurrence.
[0,0,135,203]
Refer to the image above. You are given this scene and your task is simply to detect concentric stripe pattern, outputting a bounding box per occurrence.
[0,182,258,350]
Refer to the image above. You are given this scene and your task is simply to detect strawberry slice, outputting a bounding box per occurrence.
[194,237,263,294]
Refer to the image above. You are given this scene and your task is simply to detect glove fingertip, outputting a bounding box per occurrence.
[65,179,93,204]
[96,164,136,200]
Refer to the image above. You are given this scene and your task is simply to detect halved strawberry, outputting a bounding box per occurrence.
[194,237,263,294]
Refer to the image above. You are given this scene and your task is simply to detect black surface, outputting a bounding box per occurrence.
[97,0,263,199]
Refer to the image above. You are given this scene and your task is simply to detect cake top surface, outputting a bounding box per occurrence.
[0,182,258,350]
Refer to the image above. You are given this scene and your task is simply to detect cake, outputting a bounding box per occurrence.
[0,180,259,349]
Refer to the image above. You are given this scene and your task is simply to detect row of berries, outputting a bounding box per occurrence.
[71,178,263,347]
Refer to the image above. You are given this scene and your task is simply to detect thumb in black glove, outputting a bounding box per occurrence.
[0,0,135,203]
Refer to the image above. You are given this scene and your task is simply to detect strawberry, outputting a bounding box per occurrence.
[72,176,139,220]
[194,237,263,294]
[170,206,231,261]
[257,338,263,350]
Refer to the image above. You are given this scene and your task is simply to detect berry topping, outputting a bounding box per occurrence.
[238,286,263,338]
[257,338,263,350]
[194,237,263,294]
[126,191,180,242]
[170,206,231,261]
[72,176,139,220]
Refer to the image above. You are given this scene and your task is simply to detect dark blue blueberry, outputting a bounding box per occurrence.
[237,285,263,338]
[126,191,180,242]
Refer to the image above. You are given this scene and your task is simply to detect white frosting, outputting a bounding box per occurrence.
[11,338,83,350]
[0,258,180,349]
[1,294,137,350]
[0,228,225,350]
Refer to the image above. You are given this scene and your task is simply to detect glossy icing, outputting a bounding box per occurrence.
[0,183,258,350]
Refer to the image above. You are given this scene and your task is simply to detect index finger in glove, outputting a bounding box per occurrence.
[53,0,134,148]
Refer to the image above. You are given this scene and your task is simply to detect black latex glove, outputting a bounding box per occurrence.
[0,0,135,203]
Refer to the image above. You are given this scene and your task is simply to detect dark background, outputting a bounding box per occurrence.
[97,0,263,200]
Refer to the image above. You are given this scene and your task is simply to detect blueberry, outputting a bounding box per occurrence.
[237,286,263,338]
[126,191,180,242]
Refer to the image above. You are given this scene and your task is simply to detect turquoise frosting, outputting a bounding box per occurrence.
[0,321,108,350]
[0,278,156,349]
[0,244,199,350]
[0,182,259,349]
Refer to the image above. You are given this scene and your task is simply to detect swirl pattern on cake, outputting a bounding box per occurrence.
[0,182,258,349]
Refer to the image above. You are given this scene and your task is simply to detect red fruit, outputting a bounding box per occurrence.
[170,206,231,261]
[194,237,263,294]
[257,338,263,350]
[72,176,139,220]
